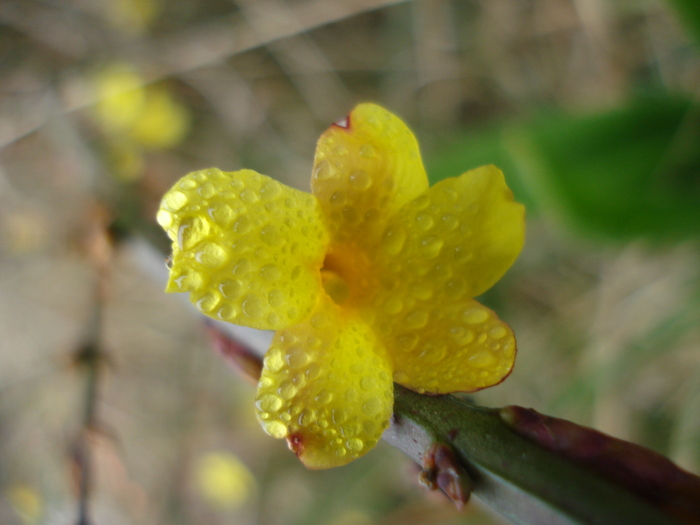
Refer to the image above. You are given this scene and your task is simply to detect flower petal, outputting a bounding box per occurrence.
[366,164,524,393]
[157,168,329,330]
[373,164,525,301]
[376,298,516,393]
[255,298,393,468]
[312,103,429,248]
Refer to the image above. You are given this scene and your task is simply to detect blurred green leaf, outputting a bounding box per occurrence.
[428,95,700,240]
[666,0,700,44]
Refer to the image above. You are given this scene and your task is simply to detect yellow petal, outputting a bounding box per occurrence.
[311,103,429,249]
[378,299,516,393]
[255,298,393,468]
[157,168,329,330]
[373,164,525,301]
[366,164,524,393]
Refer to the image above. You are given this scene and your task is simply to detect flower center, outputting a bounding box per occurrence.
[320,247,372,306]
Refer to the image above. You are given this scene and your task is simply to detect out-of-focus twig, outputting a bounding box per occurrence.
[70,203,115,525]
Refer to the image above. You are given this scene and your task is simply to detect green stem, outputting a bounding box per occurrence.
[386,385,681,525]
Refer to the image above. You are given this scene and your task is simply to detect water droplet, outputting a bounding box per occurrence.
[264,420,287,438]
[342,206,359,225]
[415,213,434,231]
[242,294,263,319]
[264,348,285,372]
[361,397,382,415]
[267,312,281,326]
[162,191,188,212]
[240,187,259,204]
[405,309,429,329]
[441,214,459,231]
[412,195,430,210]
[397,333,418,350]
[195,242,227,268]
[393,371,409,383]
[445,277,467,299]
[180,178,197,190]
[233,259,250,276]
[291,266,302,281]
[315,390,333,405]
[257,393,283,413]
[490,325,508,339]
[209,204,235,226]
[234,215,251,234]
[259,224,282,247]
[463,307,489,324]
[306,363,321,380]
[156,209,173,229]
[219,280,242,299]
[313,160,334,181]
[358,144,375,158]
[382,225,407,255]
[286,345,309,369]
[196,292,221,313]
[383,297,403,315]
[217,304,239,321]
[449,326,474,345]
[260,180,280,200]
[310,312,329,329]
[330,191,345,206]
[360,376,376,391]
[260,264,281,282]
[344,388,358,402]
[410,283,433,300]
[346,438,364,452]
[469,350,497,368]
[419,236,443,258]
[177,216,211,250]
[349,170,371,190]
[268,289,284,307]
[278,381,297,400]
[198,182,216,199]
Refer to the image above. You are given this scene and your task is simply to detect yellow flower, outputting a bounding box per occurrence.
[157,104,525,469]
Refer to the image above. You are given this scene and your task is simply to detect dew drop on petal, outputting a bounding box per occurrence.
[463,307,489,324]
[178,216,211,250]
[445,277,467,299]
[346,438,364,452]
[260,264,281,282]
[469,350,497,368]
[196,292,221,313]
[349,170,371,190]
[162,191,188,212]
[260,180,280,200]
[314,160,334,181]
[361,397,381,415]
[195,242,227,269]
[419,236,443,258]
[156,209,173,228]
[257,393,283,413]
[358,144,375,158]
[286,346,310,369]
[240,187,259,204]
[242,294,263,319]
[264,348,285,373]
[415,213,434,231]
[198,182,216,199]
[490,325,508,339]
[382,225,407,255]
[209,204,235,226]
[264,420,287,438]
[393,371,409,383]
[219,279,242,299]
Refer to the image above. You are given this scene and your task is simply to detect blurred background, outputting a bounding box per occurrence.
[1,0,699,524]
